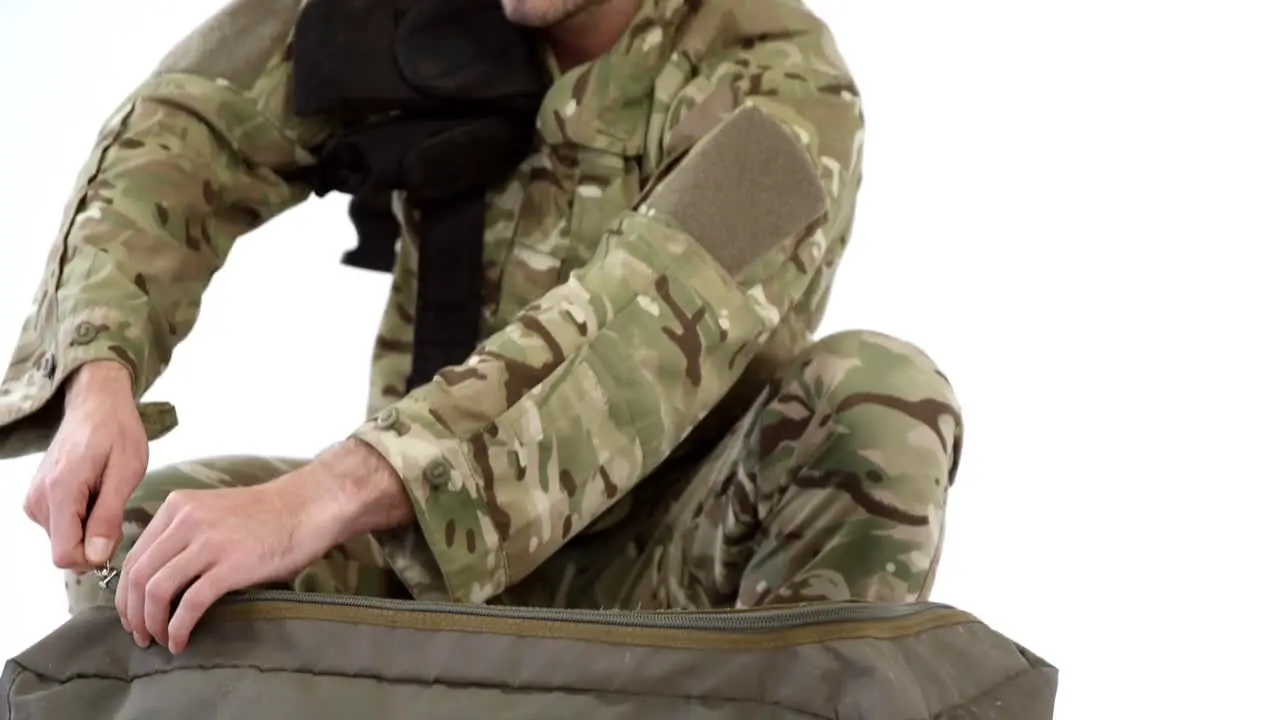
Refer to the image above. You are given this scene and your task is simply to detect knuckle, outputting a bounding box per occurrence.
[127,571,147,598]
[114,446,147,477]
[187,539,207,560]
[167,490,195,510]
[144,577,169,607]
[191,537,218,558]
[46,472,81,501]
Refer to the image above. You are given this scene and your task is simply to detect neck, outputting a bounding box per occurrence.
[548,0,643,69]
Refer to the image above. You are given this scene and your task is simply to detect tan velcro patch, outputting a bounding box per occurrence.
[645,105,827,277]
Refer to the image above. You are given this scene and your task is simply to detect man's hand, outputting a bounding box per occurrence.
[116,438,413,654]
[24,360,147,570]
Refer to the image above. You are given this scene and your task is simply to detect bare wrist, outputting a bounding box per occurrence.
[65,360,133,409]
[307,438,415,543]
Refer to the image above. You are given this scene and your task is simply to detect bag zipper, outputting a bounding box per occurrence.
[92,564,974,637]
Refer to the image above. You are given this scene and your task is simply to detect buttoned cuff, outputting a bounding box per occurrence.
[350,404,509,604]
[0,316,177,460]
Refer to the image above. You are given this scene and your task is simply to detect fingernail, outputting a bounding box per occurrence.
[86,537,112,565]
[133,632,150,648]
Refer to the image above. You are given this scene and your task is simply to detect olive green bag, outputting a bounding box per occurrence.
[2,590,1056,719]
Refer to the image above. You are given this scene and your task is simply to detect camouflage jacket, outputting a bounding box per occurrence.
[0,0,864,602]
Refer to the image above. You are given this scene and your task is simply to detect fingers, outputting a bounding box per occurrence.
[46,470,90,570]
[117,498,179,639]
[108,483,308,656]
[123,522,192,648]
[83,448,145,566]
[144,546,211,650]
[168,569,233,654]
[118,529,231,655]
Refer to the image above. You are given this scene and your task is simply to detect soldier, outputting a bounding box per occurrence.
[2,0,963,655]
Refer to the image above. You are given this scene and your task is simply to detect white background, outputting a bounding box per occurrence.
[0,1,1276,717]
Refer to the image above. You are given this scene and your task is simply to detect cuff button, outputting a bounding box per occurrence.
[373,407,400,429]
[425,460,450,488]
[70,321,103,346]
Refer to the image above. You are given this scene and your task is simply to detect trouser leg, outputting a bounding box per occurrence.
[611,329,964,609]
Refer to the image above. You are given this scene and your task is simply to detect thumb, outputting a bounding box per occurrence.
[83,452,142,566]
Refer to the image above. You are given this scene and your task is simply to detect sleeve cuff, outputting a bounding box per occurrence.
[351,405,510,603]
[0,315,176,460]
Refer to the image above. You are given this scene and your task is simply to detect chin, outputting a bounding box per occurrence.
[502,0,596,28]
[499,0,555,27]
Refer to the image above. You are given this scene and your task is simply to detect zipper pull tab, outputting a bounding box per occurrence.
[93,564,119,591]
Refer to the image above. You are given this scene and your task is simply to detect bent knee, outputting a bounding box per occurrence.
[801,330,963,487]
[807,330,955,401]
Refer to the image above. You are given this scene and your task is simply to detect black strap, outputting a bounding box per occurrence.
[342,189,399,272]
[287,0,547,394]
[404,191,487,392]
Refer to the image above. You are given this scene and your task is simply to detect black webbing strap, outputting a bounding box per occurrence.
[403,192,486,392]
[287,0,546,394]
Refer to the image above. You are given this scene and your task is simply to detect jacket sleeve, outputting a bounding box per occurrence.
[353,35,866,602]
[0,0,336,459]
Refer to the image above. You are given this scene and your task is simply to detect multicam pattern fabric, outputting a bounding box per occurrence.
[67,329,961,614]
[4,0,965,612]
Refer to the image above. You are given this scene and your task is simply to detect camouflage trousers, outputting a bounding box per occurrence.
[67,329,962,613]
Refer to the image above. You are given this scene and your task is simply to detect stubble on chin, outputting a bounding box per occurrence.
[501,0,604,28]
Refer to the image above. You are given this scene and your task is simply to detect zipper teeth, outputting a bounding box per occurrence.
[223,589,953,631]
[101,574,956,631]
